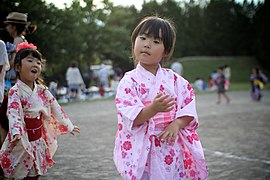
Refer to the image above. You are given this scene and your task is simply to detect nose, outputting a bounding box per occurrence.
[144,40,151,48]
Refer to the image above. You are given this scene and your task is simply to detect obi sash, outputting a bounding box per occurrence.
[24,115,43,142]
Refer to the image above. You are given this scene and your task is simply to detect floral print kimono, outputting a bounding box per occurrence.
[114,63,208,180]
[0,80,75,179]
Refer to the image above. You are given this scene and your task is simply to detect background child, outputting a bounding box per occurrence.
[215,66,230,104]
[250,66,268,101]
[114,16,208,179]
[0,42,80,179]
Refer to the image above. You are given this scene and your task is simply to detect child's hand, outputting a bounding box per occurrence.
[158,121,180,145]
[71,126,80,135]
[151,93,175,113]
[11,134,21,145]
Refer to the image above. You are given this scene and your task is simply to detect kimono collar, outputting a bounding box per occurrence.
[17,79,38,95]
[136,63,162,80]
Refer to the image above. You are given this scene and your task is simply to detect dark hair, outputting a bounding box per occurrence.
[131,16,176,66]
[14,48,46,87]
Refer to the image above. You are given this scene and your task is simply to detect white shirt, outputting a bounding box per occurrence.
[65,67,84,85]
[0,40,10,103]
[171,61,183,76]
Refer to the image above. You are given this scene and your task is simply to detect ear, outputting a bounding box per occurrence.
[14,64,20,72]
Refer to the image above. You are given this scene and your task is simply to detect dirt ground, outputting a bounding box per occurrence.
[40,90,270,180]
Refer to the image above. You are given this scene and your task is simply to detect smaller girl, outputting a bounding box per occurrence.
[114,16,208,180]
[0,42,80,179]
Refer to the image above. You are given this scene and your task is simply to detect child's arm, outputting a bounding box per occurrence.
[133,93,175,127]
[158,116,193,144]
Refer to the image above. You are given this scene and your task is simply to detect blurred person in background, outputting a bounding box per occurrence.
[250,66,268,101]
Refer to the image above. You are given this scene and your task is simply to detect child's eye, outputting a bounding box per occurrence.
[27,59,33,62]
[139,36,146,40]
[37,61,41,65]
[154,40,160,44]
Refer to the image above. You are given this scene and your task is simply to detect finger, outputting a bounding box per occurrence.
[158,94,170,102]
[158,131,169,142]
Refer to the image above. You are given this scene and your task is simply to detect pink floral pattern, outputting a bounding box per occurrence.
[0,80,75,178]
[114,64,208,179]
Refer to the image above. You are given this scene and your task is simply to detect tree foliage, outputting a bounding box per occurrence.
[0,0,268,84]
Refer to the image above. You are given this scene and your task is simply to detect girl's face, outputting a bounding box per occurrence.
[16,54,42,89]
[134,32,165,74]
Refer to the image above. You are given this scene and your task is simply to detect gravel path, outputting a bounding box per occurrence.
[40,90,270,180]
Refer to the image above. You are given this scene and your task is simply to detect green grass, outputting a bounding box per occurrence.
[166,56,261,84]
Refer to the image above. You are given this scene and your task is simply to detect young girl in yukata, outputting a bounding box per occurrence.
[0,42,80,180]
[114,16,208,180]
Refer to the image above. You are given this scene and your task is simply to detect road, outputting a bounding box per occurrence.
[41,90,270,180]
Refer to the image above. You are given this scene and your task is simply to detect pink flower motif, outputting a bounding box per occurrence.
[38,90,47,103]
[125,88,131,94]
[115,98,121,104]
[123,100,132,106]
[58,125,68,133]
[187,135,193,144]
[187,83,192,90]
[129,169,133,176]
[184,158,193,169]
[126,134,131,139]
[179,172,185,178]
[154,137,161,147]
[192,133,199,141]
[169,149,175,156]
[1,156,11,169]
[140,87,147,95]
[118,123,123,131]
[123,141,132,151]
[164,155,174,165]
[160,85,164,92]
[184,97,192,105]
[190,169,196,177]
[16,42,37,52]
[121,151,127,158]
[149,135,155,142]
[131,176,136,180]
[9,101,20,111]
[60,108,69,119]
[131,77,136,83]
[8,88,16,96]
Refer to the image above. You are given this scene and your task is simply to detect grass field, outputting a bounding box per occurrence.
[170,56,261,83]
[165,56,270,91]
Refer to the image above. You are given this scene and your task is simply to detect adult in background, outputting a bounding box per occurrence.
[4,12,37,86]
[66,61,85,101]
[98,64,110,88]
[170,58,183,76]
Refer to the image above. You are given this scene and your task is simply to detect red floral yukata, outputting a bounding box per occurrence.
[0,80,75,179]
[114,63,208,180]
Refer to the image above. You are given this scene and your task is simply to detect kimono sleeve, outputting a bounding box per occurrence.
[7,88,24,137]
[46,90,74,134]
[115,75,145,132]
[175,77,198,130]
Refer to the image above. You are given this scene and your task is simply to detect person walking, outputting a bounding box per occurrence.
[113,16,208,180]
[65,61,85,101]
[215,67,230,104]
[0,42,80,179]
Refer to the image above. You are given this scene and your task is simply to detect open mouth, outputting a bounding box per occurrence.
[31,69,38,73]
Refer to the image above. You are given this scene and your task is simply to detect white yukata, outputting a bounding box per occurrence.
[114,63,208,180]
[0,80,75,179]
